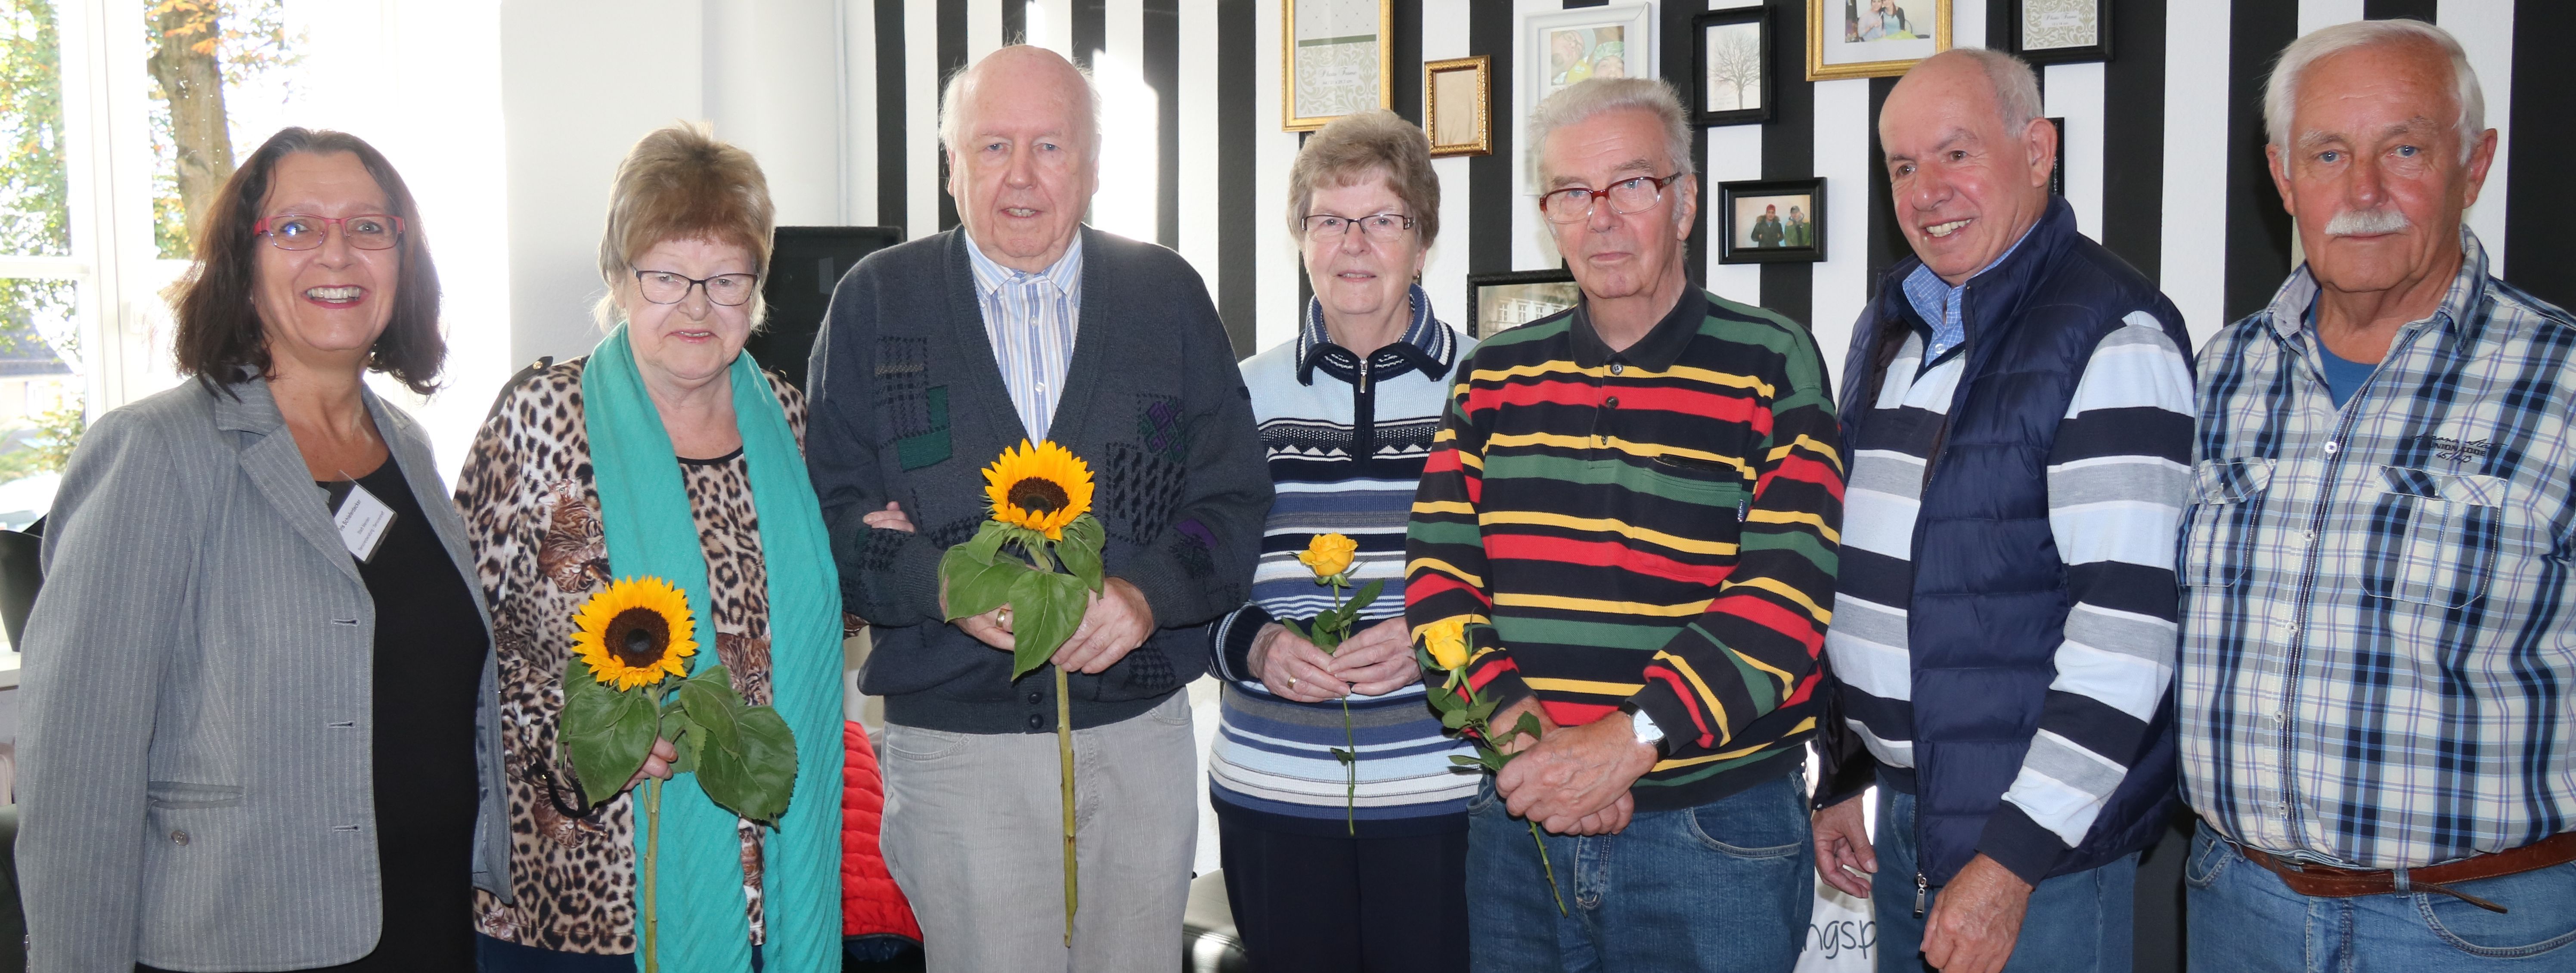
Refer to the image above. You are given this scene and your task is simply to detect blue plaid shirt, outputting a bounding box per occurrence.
[1901,222,2036,359]
[2180,229,2576,869]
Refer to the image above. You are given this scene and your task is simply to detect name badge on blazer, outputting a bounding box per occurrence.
[322,479,397,563]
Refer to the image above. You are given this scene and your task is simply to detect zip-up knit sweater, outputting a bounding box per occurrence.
[1207,288,1480,835]
[1406,289,1846,811]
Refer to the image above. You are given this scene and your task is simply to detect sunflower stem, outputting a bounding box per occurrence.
[1057,663,1077,947]
[644,776,663,972]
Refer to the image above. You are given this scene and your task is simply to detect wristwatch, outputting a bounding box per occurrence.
[1617,701,1670,759]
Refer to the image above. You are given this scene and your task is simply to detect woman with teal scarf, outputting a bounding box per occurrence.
[455,123,843,972]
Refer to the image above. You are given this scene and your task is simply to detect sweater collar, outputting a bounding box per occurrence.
[1571,287,1705,372]
[1295,284,1455,385]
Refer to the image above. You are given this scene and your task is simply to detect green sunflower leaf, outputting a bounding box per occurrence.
[1055,521,1105,592]
[561,656,658,808]
[1008,568,1088,681]
[960,521,1011,565]
[941,547,1024,621]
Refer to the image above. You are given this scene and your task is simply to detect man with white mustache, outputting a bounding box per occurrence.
[2177,19,2576,972]
[1810,47,2195,973]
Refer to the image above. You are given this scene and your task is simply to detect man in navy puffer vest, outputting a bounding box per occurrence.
[1808,49,2196,973]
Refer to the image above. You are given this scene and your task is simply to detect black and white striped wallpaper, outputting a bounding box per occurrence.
[845,0,2569,370]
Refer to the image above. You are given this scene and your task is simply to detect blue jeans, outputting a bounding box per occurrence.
[1871,784,2136,973]
[2185,823,2576,971]
[1464,768,1813,973]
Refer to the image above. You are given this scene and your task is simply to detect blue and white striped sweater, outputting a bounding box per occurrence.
[1207,291,1480,834]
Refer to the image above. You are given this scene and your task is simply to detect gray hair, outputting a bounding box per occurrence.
[937,45,1105,164]
[2265,19,2484,162]
[1928,47,2043,136]
[1525,77,1696,188]
[1286,109,1442,245]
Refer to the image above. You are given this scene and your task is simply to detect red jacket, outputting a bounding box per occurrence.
[843,720,922,945]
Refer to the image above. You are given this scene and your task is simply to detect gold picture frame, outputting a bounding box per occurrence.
[1807,0,1952,81]
[1284,0,1395,132]
[1423,56,1492,158]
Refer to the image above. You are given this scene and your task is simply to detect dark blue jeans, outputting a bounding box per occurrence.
[1464,769,1813,973]
[1870,783,2136,973]
[2185,823,2576,971]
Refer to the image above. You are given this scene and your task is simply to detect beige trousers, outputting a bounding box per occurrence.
[879,692,1199,973]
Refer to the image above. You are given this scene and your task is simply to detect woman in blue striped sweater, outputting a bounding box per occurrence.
[1206,109,1477,972]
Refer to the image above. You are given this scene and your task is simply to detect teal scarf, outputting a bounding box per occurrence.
[583,326,843,971]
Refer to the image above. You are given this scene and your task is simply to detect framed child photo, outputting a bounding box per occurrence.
[1807,0,1951,81]
[1718,177,1826,264]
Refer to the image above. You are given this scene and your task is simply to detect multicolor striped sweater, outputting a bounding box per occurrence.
[1206,289,1481,835]
[1405,289,1846,811]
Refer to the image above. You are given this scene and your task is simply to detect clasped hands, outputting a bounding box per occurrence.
[868,502,1156,673]
[1481,697,1656,837]
[1246,617,1420,702]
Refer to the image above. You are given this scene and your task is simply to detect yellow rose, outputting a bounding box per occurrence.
[1421,618,1471,671]
[1297,533,1358,580]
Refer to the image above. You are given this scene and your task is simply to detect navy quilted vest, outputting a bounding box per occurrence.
[1831,199,2185,885]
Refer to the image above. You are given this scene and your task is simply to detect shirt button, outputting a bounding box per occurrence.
[1605,397,1620,409]
[1026,713,1045,731]
[1027,691,1043,704]
[170,830,189,846]
[1610,363,1625,375]
[2324,440,2340,455]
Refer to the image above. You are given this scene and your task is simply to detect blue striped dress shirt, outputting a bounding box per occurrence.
[964,231,1085,442]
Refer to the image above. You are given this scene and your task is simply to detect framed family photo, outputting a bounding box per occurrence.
[1807,0,1951,81]
[1694,8,1772,127]
[2010,0,2112,65]
[1467,269,1582,340]
[1718,177,1826,264]
[1424,56,1493,158]
[1519,4,1656,199]
[1283,0,1394,132]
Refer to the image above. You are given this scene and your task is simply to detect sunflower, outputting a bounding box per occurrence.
[983,439,1095,541]
[570,576,699,691]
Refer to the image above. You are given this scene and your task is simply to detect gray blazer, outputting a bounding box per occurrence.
[14,376,511,972]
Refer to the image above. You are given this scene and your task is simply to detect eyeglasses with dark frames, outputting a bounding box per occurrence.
[1537,174,1686,224]
[254,213,405,251]
[631,268,761,307]
[1301,212,1417,243]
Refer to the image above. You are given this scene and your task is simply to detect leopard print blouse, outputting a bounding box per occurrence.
[455,356,808,953]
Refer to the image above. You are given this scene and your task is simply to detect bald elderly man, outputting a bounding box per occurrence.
[1809,48,2195,973]
[805,45,1269,972]
[2180,20,2576,972]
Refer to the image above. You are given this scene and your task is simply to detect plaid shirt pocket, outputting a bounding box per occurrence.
[2183,458,2275,589]
[2375,467,2508,607]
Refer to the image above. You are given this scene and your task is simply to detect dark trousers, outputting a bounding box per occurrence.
[1215,803,1469,973]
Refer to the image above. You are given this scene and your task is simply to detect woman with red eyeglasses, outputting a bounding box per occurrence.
[15,127,508,972]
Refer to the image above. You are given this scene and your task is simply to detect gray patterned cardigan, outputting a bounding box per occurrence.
[806,226,1271,734]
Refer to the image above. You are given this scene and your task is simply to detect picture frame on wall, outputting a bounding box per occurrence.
[1807,0,1951,81]
[1284,0,1394,132]
[1424,56,1492,158]
[2010,0,2112,65]
[2047,117,2066,197]
[1519,4,1657,200]
[1694,8,1772,127]
[1467,269,1582,340]
[1718,177,1827,264]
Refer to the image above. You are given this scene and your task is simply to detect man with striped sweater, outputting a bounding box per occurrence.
[1406,77,1845,973]
[1809,50,2195,973]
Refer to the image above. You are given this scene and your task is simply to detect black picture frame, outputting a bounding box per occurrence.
[2046,117,2066,198]
[1694,8,1773,127]
[2008,0,2112,66]
[1466,268,1582,339]
[1717,177,1826,265]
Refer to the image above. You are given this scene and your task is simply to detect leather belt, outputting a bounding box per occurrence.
[2232,831,2576,914]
